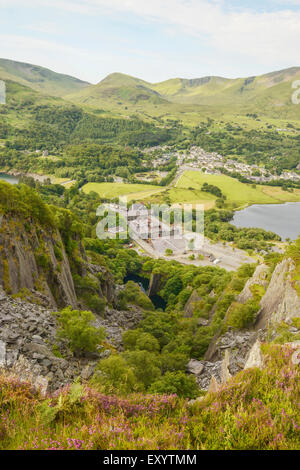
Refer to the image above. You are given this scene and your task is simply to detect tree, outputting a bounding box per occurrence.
[135,333,160,353]
[96,355,140,394]
[55,307,106,354]
[149,371,199,398]
[124,350,161,389]
[227,300,259,330]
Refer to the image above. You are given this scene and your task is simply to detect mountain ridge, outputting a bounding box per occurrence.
[0,58,90,97]
[2,58,300,123]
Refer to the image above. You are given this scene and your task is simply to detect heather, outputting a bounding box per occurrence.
[0,344,299,450]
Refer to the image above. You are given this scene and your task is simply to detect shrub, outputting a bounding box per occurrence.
[135,333,160,353]
[161,351,189,373]
[54,244,63,261]
[95,355,141,394]
[124,350,161,389]
[83,295,106,315]
[227,300,260,330]
[123,281,153,309]
[123,330,160,353]
[55,307,106,354]
[149,371,199,398]
[122,329,142,350]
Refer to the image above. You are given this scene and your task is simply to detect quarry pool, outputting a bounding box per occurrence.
[124,273,166,310]
[232,202,300,241]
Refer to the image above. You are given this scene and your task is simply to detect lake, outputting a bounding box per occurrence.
[232,202,300,241]
[0,173,19,184]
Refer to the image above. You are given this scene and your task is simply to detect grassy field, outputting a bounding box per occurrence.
[175,171,300,208]
[82,182,165,201]
[82,174,300,209]
[261,185,300,202]
[150,187,217,210]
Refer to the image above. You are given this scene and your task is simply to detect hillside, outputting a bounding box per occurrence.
[64,72,187,122]
[2,60,300,127]
[66,72,166,106]
[0,180,300,450]
[66,67,300,122]
[0,76,176,154]
[0,58,90,97]
[152,67,300,107]
[0,342,299,450]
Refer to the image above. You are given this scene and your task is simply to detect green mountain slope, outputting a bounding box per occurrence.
[65,72,177,120]
[0,58,90,97]
[66,67,300,122]
[2,60,300,127]
[151,76,232,102]
[66,72,164,104]
[152,67,300,106]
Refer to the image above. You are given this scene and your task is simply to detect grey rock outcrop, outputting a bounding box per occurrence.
[196,329,258,390]
[220,349,232,383]
[187,359,204,376]
[147,272,162,297]
[244,340,264,370]
[256,258,300,329]
[0,340,6,366]
[0,215,77,308]
[237,264,269,304]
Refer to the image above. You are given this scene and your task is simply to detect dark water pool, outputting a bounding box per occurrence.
[124,274,166,310]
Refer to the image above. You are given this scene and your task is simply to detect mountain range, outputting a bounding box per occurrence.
[1,58,300,122]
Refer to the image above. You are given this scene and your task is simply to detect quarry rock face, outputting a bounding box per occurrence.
[147,272,162,297]
[0,215,117,311]
[237,264,269,304]
[1,208,299,397]
[196,329,259,390]
[0,215,77,309]
[256,258,300,329]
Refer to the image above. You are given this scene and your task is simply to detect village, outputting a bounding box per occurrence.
[147,145,300,184]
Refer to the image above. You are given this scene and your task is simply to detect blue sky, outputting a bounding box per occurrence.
[0,1,300,83]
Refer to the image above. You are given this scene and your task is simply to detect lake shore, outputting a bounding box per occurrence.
[232,201,300,241]
[2,169,51,183]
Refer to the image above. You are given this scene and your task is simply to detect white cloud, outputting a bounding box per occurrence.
[0,34,108,81]
[1,0,300,79]
[51,0,300,70]
[5,0,299,65]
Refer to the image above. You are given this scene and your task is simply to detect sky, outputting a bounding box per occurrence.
[0,0,300,84]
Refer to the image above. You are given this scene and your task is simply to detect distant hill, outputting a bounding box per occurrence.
[2,59,300,124]
[152,67,300,109]
[67,72,165,104]
[66,67,300,121]
[0,58,90,97]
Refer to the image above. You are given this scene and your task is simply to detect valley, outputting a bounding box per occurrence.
[0,58,299,451]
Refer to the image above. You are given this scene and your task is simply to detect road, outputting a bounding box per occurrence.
[133,235,256,271]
